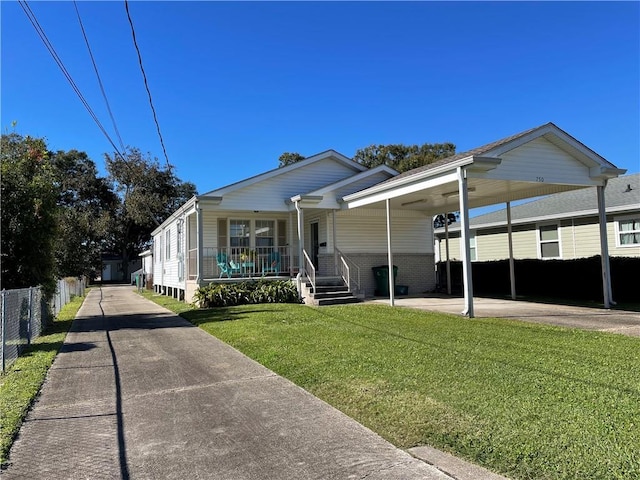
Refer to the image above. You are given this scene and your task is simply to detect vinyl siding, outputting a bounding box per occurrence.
[335,208,433,254]
[214,159,358,212]
[482,137,600,186]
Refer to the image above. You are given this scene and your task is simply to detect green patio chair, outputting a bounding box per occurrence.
[217,252,240,278]
[262,251,281,276]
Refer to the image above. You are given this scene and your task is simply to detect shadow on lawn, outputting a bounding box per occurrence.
[182,307,287,325]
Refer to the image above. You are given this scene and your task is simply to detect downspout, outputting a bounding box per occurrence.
[597,182,614,308]
[458,167,474,317]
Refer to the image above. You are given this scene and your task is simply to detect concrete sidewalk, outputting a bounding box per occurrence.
[4,285,478,480]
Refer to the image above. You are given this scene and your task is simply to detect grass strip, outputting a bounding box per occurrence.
[0,294,86,465]
[170,303,639,480]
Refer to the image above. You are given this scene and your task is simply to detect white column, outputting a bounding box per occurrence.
[597,184,613,308]
[458,168,474,317]
[386,198,395,307]
[444,213,452,295]
[332,210,338,275]
[289,211,294,276]
[296,201,304,276]
[196,203,203,284]
[506,201,516,300]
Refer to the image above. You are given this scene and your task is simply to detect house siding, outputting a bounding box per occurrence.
[482,137,600,186]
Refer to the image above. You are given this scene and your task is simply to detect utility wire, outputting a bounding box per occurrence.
[73,0,126,153]
[17,0,126,161]
[123,0,171,168]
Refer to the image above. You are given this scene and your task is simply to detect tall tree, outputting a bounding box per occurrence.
[1,133,59,295]
[353,142,456,173]
[105,148,197,277]
[278,152,305,168]
[50,149,118,279]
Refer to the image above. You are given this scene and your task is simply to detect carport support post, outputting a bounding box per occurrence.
[444,213,452,295]
[457,167,474,317]
[597,184,613,308]
[506,202,516,300]
[386,199,395,307]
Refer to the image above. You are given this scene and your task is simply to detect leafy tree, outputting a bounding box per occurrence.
[105,148,197,277]
[50,149,118,278]
[353,142,456,173]
[1,133,59,295]
[278,152,305,168]
[433,213,458,229]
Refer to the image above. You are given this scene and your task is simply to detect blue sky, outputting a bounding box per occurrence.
[2,1,639,198]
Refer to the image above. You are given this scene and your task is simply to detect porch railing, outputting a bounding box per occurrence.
[196,246,293,280]
[336,248,361,295]
[302,249,316,294]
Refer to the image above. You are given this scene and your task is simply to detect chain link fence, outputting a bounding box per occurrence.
[1,277,86,372]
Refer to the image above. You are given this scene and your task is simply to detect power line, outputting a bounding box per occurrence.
[73,0,126,153]
[17,0,126,161]
[123,0,171,168]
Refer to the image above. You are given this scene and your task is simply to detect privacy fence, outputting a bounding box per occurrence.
[1,277,86,372]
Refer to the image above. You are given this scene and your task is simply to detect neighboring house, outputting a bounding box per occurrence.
[150,150,436,302]
[434,173,640,261]
[100,253,142,283]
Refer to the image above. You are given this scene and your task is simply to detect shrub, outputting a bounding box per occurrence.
[193,280,301,308]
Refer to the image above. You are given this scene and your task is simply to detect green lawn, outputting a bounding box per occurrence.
[0,294,85,465]
[176,303,639,480]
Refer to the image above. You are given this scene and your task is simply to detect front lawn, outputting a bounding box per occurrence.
[179,303,639,480]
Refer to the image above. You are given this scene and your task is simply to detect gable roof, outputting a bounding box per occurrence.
[200,149,366,198]
[388,122,619,184]
[437,173,640,232]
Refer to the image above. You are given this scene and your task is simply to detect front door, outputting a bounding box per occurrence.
[311,222,319,270]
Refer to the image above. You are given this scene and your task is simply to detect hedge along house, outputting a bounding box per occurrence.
[150,150,438,303]
[342,123,626,317]
[434,172,640,264]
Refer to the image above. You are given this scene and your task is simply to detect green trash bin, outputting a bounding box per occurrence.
[372,265,398,296]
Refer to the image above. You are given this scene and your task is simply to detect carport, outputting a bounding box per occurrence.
[342,123,626,317]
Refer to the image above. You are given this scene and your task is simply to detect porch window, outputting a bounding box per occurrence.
[255,220,275,247]
[616,216,640,247]
[538,224,561,259]
[230,219,250,248]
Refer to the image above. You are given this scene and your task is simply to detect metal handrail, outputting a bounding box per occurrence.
[302,249,316,294]
[336,248,361,294]
[340,256,350,291]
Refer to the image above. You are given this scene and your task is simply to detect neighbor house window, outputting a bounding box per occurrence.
[616,216,640,247]
[165,229,171,260]
[538,224,561,259]
[469,232,477,262]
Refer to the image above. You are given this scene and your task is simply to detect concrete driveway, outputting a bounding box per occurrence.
[369,295,640,336]
[4,285,458,480]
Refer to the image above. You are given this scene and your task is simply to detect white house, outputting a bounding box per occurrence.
[151,123,626,315]
[150,150,436,303]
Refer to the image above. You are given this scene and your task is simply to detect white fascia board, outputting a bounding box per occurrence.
[343,158,473,205]
[139,249,152,257]
[345,171,460,209]
[201,150,363,197]
[589,166,628,180]
[436,204,640,234]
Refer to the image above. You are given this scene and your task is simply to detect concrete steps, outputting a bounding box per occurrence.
[304,276,361,306]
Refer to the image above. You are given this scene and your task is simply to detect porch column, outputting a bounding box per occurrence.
[289,211,294,276]
[196,203,203,283]
[386,198,395,307]
[332,210,338,275]
[457,167,474,317]
[444,213,452,295]
[597,184,613,308]
[506,201,516,300]
[295,201,304,276]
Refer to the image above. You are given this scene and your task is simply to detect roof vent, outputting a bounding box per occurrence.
[624,184,633,193]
